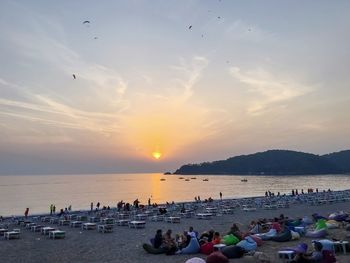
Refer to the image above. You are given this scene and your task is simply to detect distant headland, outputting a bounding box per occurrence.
[173,149,350,175]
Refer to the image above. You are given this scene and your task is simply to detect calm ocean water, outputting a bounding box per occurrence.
[0,173,349,216]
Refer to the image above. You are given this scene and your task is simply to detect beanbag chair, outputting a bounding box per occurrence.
[142,243,166,254]
[326,220,340,229]
[291,230,300,240]
[250,235,263,246]
[221,245,245,259]
[305,229,327,238]
[315,219,327,230]
[186,258,206,263]
[181,237,200,254]
[259,229,277,241]
[271,229,292,242]
[222,234,239,245]
[200,242,214,255]
[333,214,348,222]
[206,251,229,263]
[236,236,257,252]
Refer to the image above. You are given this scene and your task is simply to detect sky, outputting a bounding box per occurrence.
[0,0,350,174]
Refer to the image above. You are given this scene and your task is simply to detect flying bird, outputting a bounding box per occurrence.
[72,74,76,79]
[217,16,221,19]
[189,25,192,30]
[94,36,98,39]
[83,20,90,24]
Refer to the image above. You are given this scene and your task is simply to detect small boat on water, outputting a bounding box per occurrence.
[160,178,166,181]
[241,178,248,182]
[185,179,190,181]
[203,179,209,181]
[191,177,197,179]
[179,177,184,179]
[163,172,172,175]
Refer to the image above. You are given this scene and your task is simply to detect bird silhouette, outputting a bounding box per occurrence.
[189,25,192,30]
[72,74,76,79]
[83,20,90,24]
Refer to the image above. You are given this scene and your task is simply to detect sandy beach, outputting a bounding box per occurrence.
[1,193,350,263]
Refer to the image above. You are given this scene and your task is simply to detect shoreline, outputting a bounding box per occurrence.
[3,188,349,218]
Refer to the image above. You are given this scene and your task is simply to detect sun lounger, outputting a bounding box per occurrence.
[67,214,77,220]
[128,220,146,229]
[165,216,181,223]
[50,218,59,224]
[179,212,194,218]
[333,241,349,255]
[70,221,83,228]
[4,231,20,240]
[116,219,130,226]
[20,220,31,227]
[31,225,44,232]
[77,215,88,221]
[243,206,257,212]
[41,217,51,222]
[101,218,115,225]
[49,230,65,239]
[0,228,8,236]
[25,223,36,229]
[117,213,130,220]
[81,223,97,230]
[41,227,56,235]
[89,217,101,223]
[205,207,217,214]
[222,209,234,214]
[98,224,113,233]
[59,220,70,226]
[151,215,164,221]
[135,214,147,221]
[196,213,213,220]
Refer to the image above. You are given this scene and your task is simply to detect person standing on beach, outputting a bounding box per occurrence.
[50,204,53,215]
[96,202,100,210]
[24,208,29,218]
[90,202,93,211]
[220,192,222,200]
[53,205,56,214]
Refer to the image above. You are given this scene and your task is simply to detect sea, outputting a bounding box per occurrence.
[0,173,349,216]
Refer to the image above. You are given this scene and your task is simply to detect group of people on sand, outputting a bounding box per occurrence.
[144,212,338,263]
[148,226,201,255]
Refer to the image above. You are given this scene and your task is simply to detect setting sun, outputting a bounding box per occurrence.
[152,152,162,160]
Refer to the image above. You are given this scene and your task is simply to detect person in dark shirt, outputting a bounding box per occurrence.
[153,229,163,249]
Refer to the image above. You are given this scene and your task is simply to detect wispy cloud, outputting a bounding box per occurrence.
[230,67,314,115]
[171,56,209,102]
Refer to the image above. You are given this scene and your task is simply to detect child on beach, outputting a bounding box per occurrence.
[163,229,177,255]
[227,223,243,240]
